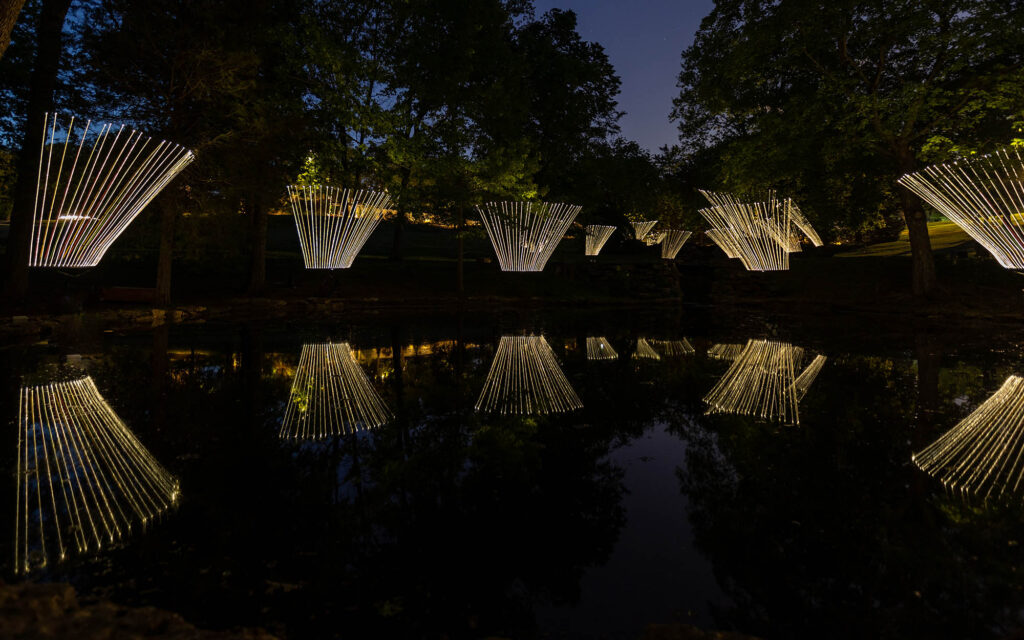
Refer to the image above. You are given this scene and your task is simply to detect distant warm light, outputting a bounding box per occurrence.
[633,338,661,361]
[29,112,194,268]
[704,339,826,425]
[15,376,179,574]
[898,147,1024,269]
[476,335,583,414]
[287,185,391,269]
[660,230,692,259]
[281,342,393,439]
[586,336,618,360]
[476,201,581,272]
[913,375,1024,502]
[584,225,616,256]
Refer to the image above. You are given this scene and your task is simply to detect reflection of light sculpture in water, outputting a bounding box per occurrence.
[287,185,392,269]
[708,343,744,361]
[654,339,695,357]
[29,113,194,268]
[704,339,826,425]
[913,375,1024,502]
[586,336,618,361]
[584,225,616,256]
[476,201,581,272]
[16,377,179,574]
[661,230,692,259]
[898,148,1024,269]
[281,343,393,439]
[633,338,661,361]
[476,336,582,414]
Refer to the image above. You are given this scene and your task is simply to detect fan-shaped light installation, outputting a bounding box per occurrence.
[287,185,392,269]
[586,336,618,361]
[708,343,744,361]
[661,230,692,259]
[644,230,666,246]
[16,376,179,574]
[790,203,822,247]
[633,338,661,361]
[698,191,795,271]
[28,113,194,268]
[585,225,616,256]
[704,339,826,426]
[630,220,658,241]
[705,228,742,259]
[476,336,582,414]
[281,342,393,439]
[913,375,1024,503]
[476,201,581,272]
[898,147,1024,269]
[654,339,695,357]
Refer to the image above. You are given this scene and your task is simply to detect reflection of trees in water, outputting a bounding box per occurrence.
[673,354,1024,639]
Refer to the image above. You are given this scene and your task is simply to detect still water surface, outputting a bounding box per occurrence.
[3,308,1024,639]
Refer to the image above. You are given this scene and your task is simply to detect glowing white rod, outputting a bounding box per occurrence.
[476,336,582,414]
[698,191,796,271]
[28,113,194,268]
[281,342,393,439]
[633,338,661,361]
[15,376,179,574]
[661,230,692,259]
[476,201,581,272]
[287,185,391,269]
[585,225,616,256]
[586,336,618,360]
[898,147,1024,269]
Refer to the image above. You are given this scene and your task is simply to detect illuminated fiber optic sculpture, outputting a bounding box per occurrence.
[586,336,618,361]
[661,230,692,259]
[16,376,179,574]
[287,185,392,269]
[698,191,796,271]
[633,338,661,361]
[585,225,616,256]
[644,230,666,246]
[912,375,1024,503]
[704,339,826,425]
[655,339,695,357]
[898,147,1024,269]
[476,336,582,414]
[28,113,194,268]
[281,342,392,439]
[630,220,658,241]
[790,203,823,247]
[708,343,744,361]
[705,228,741,260]
[476,201,581,272]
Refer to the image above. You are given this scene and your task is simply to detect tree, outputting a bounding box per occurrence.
[673,0,1024,296]
[0,0,26,60]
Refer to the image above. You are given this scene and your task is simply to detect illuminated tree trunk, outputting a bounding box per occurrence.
[897,146,936,297]
[0,0,26,60]
[390,169,411,261]
[2,0,71,303]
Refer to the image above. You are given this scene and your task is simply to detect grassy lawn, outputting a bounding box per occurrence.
[835,220,973,257]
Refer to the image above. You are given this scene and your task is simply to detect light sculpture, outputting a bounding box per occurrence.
[586,336,618,361]
[633,338,661,361]
[281,342,393,439]
[644,230,666,246]
[476,201,581,272]
[913,375,1024,503]
[16,376,179,574]
[661,230,692,259]
[704,339,826,425]
[707,343,744,361]
[475,335,582,414]
[655,339,695,357]
[630,220,658,241]
[705,228,742,260]
[898,147,1024,269]
[584,225,616,256]
[698,191,794,271]
[28,113,194,268]
[790,203,823,247]
[287,185,392,269]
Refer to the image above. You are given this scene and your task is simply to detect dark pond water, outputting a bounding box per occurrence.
[3,307,1024,639]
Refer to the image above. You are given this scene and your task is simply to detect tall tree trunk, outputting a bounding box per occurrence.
[456,204,464,295]
[2,0,72,304]
[390,168,411,261]
[896,145,936,297]
[155,201,175,307]
[248,195,267,295]
[0,0,26,60]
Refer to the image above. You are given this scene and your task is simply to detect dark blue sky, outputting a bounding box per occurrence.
[533,0,715,153]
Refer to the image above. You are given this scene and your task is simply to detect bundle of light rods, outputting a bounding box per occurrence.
[585,225,616,256]
[477,201,581,272]
[29,113,194,268]
[476,335,582,414]
[281,342,393,439]
[287,185,392,269]
[899,147,1024,269]
[15,376,179,574]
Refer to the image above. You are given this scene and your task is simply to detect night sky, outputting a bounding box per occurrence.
[533,0,715,153]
